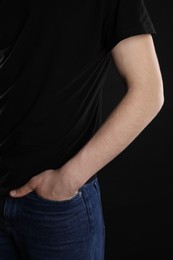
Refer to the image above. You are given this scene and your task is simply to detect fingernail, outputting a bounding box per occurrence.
[10,190,16,196]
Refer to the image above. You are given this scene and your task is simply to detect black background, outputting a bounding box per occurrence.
[98,1,173,259]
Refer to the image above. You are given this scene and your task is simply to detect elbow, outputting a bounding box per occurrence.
[154,80,165,110]
[130,80,165,118]
[149,82,165,116]
[156,92,164,111]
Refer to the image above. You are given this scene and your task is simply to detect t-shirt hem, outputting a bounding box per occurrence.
[106,25,157,52]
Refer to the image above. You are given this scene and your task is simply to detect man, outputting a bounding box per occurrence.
[0,0,164,259]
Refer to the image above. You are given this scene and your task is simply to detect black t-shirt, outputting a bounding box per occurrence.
[0,0,156,195]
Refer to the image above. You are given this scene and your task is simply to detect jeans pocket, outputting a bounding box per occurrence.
[27,188,83,206]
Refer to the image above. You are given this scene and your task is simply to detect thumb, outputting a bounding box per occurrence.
[9,180,36,198]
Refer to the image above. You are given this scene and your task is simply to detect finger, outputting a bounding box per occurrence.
[9,180,36,198]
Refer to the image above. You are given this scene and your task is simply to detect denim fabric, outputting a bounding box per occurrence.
[0,177,105,260]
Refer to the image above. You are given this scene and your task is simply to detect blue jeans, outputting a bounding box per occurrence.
[0,177,105,259]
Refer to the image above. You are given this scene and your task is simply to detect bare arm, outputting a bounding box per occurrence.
[61,34,164,188]
[10,34,164,198]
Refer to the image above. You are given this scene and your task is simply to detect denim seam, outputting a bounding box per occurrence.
[93,181,105,229]
[82,186,96,259]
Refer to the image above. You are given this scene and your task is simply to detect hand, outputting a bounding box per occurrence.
[9,168,81,201]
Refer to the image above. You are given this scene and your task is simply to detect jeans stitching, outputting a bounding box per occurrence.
[94,180,105,230]
[82,184,96,259]
[26,189,82,206]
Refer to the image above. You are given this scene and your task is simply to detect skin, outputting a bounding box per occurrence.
[10,34,164,201]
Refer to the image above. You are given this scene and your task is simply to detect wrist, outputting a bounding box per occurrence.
[58,160,85,190]
[58,151,93,189]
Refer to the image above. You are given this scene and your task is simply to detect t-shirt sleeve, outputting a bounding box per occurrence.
[101,0,157,52]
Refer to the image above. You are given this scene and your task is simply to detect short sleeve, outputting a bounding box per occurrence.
[101,0,157,52]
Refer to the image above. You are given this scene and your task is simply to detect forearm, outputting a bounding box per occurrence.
[60,86,163,187]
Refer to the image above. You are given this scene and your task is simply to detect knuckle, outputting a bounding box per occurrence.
[30,175,37,183]
[17,187,23,194]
